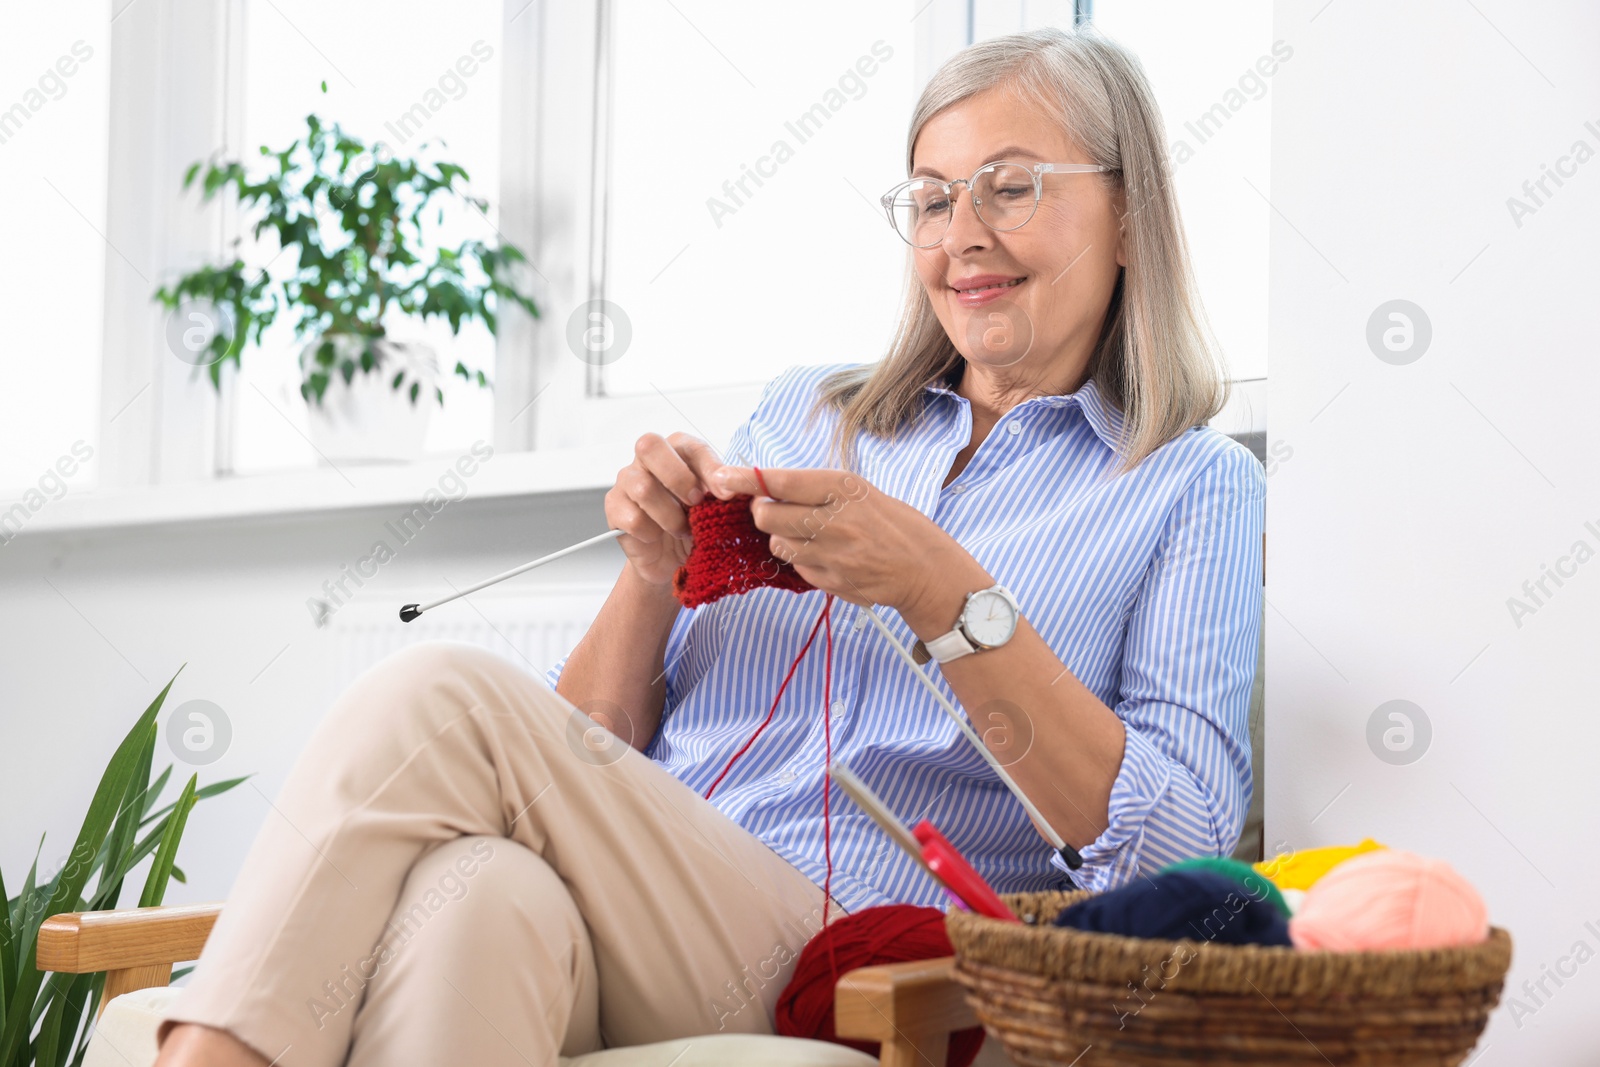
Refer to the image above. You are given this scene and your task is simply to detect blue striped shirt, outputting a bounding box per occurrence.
[547,362,1263,912]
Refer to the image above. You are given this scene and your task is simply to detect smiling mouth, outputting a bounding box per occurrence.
[953,278,1025,294]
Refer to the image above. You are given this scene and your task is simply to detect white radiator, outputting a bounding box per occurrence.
[321,584,612,692]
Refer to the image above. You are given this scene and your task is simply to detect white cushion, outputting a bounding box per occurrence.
[83,987,877,1067]
[84,986,180,1067]
[562,1036,876,1066]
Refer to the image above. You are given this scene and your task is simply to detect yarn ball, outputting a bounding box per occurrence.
[672,494,814,608]
[1052,870,1292,947]
[1161,856,1292,918]
[1255,838,1386,892]
[1281,888,1306,915]
[1288,850,1489,952]
[775,904,984,1067]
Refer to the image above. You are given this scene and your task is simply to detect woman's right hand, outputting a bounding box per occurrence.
[605,431,729,586]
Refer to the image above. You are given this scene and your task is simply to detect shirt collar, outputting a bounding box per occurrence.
[922,369,1126,453]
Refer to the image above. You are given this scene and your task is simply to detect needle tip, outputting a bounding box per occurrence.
[399,604,422,623]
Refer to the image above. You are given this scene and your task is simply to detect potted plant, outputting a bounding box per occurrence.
[0,670,245,1066]
[155,97,538,464]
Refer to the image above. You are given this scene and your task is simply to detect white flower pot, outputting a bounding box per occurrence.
[301,336,438,465]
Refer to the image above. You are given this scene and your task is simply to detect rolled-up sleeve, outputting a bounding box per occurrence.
[1053,443,1264,891]
[544,657,565,691]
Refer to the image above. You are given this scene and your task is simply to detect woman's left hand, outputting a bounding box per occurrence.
[710,465,989,616]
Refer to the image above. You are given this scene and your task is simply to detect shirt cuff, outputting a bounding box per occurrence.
[1048,724,1175,892]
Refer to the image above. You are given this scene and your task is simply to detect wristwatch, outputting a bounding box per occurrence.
[911,583,1021,664]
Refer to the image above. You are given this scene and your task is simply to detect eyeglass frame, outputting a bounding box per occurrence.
[878,160,1114,248]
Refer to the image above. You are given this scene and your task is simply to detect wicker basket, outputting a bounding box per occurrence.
[944,890,1512,1066]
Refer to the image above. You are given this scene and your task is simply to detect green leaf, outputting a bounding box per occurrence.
[0,851,12,1013]
[1,679,239,1067]
[33,972,68,1067]
[70,974,107,1066]
[0,670,180,1065]
[320,79,328,93]
[140,775,248,827]
[103,723,157,898]
[139,776,197,908]
[142,766,174,818]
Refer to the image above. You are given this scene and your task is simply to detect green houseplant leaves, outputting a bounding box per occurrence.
[154,100,539,409]
[0,669,246,1066]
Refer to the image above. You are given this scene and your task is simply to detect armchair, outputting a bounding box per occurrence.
[39,903,982,1067]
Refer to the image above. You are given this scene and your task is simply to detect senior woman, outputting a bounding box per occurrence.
[156,24,1261,1067]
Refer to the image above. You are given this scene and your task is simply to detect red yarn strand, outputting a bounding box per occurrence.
[675,479,843,981]
[702,599,830,801]
[821,595,838,985]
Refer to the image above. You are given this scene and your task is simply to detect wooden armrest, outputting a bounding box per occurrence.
[835,956,978,1067]
[39,902,222,973]
[39,902,222,1017]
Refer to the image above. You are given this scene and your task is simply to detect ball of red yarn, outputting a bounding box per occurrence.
[775,904,985,1067]
[673,493,814,608]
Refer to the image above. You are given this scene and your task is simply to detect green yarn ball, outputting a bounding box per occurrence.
[1161,856,1293,918]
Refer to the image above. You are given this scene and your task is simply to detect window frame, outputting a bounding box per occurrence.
[101,0,1244,496]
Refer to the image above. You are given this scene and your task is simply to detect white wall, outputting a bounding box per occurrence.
[1267,1,1600,1060]
[0,491,618,906]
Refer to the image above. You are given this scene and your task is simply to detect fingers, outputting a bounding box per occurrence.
[712,465,764,498]
[608,432,709,545]
[638,432,710,506]
[716,465,870,505]
[617,464,691,540]
[669,433,735,499]
[750,498,822,540]
[604,478,668,544]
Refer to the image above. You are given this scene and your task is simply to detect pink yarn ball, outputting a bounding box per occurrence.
[1289,850,1488,952]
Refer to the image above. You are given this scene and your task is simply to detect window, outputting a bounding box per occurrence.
[227,0,506,474]
[0,6,110,493]
[596,1,920,399]
[24,0,1264,507]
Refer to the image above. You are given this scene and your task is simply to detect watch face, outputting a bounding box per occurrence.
[963,589,1017,647]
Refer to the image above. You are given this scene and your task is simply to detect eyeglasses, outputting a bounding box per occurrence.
[879,160,1112,248]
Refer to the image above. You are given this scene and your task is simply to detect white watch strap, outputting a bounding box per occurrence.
[923,627,977,663]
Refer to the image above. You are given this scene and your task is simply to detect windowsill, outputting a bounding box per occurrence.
[12,379,1267,537]
[13,444,621,536]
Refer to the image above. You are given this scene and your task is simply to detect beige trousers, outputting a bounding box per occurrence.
[158,640,846,1067]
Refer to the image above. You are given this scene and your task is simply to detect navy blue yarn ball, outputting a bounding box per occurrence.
[1052,870,1292,947]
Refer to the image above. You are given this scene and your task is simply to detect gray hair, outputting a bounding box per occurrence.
[813,25,1228,474]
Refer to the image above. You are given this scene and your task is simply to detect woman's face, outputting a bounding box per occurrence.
[908,85,1125,385]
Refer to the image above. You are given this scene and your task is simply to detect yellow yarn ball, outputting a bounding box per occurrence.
[1255,838,1386,891]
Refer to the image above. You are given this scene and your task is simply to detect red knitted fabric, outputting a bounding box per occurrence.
[672,493,814,608]
[774,904,986,1067]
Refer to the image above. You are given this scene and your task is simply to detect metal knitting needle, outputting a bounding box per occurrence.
[828,761,940,882]
[399,528,625,622]
[860,606,1085,870]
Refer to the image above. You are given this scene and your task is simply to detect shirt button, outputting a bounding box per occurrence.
[951,484,966,494]
[777,769,797,783]
[830,700,846,718]
[1006,421,1022,435]
[852,612,868,632]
